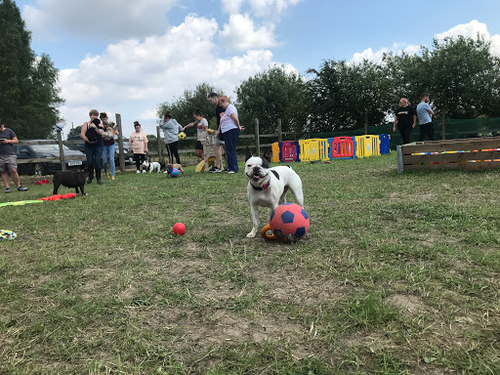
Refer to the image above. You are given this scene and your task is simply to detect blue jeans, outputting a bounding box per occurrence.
[223,128,240,172]
[85,141,103,178]
[102,143,116,176]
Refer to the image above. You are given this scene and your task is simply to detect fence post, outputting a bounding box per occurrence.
[116,113,125,173]
[254,118,260,155]
[277,118,282,143]
[57,130,66,171]
[156,125,163,162]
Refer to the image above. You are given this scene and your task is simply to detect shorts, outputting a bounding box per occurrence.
[195,141,203,150]
[215,137,225,145]
[0,154,17,172]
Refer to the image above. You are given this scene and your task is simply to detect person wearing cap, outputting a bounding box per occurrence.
[100,112,119,180]
[129,121,148,173]
[0,118,28,193]
[80,109,105,184]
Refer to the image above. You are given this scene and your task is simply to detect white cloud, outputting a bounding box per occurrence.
[435,19,489,41]
[219,14,277,51]
[222,0,244,14]
[22,0,176,40]
[435,19,500,57]
[349,43,420,65]
[57,15,283,136]
[349,20,500,64]
[248,0,302,19]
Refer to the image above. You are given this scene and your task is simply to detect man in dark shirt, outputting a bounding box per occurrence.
[0,119,28,193]
[208,93,227,172]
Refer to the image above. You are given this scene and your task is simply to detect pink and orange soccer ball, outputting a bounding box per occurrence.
[173,222,186,235]
[269,203,309,242]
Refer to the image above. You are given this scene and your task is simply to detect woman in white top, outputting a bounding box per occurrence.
[218,96,244,174]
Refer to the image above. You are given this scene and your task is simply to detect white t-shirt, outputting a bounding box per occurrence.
[220,104,238,133]
[196,118,208,141]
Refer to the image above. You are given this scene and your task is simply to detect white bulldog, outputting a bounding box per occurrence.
[245,147,304,238]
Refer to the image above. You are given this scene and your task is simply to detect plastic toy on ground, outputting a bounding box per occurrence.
[173,222,186,235]
[0,229,17,240]
[261,203,309,242]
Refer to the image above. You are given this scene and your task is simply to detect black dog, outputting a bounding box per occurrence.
[53,170,87,195]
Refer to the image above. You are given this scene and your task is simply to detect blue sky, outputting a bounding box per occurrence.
[14,0,500,137]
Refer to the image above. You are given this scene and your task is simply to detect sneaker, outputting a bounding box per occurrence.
[227,171,236,174]
[211,167,222,173]
[223,168,229,172]
[4,187,10,193]
[17,186,28,191]
[142,170,146,173]
[136,170,141,174]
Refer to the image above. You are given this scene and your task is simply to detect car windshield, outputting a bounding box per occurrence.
[30,144,71,152]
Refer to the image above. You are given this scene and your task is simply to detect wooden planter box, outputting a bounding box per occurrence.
[397,137,500,174]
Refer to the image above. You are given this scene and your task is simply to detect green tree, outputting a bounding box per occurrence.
[236,66,309,135]
[384,35,500,119]
[156,83,222,135]
[307,60,389,132]
[67,125,82,138]
[0,0,64,139]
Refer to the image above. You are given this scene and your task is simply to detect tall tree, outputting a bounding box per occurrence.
[156,83,222,134]
[307,60,389,132]
[0,0,63,139]
[384,35,500,118]
[236,66,309,135]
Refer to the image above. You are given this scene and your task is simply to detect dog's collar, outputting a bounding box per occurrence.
[250,179,270,191]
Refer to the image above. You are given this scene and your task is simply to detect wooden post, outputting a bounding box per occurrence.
[364,111,368,135]
[277,118,282,143]
[397,145,404,174]
[57,130,66,171]
[156,125,163,162]
[116,113,125,173]
[254,118,260,155]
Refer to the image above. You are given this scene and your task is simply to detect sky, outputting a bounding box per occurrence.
[13,0,500,137]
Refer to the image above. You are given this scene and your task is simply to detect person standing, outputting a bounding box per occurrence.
[416,93,435,141]
[0,119,28,193]
[80,109,105,184]
[129,121,148,173]
[393,98,416,144]
[100,113,119,180]
[160,111,183,164]
[181,110,208,160]
[218,95,244,174]
[208,93,227,172]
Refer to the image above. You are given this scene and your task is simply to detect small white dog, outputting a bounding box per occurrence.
[245,147,304,238]
[141,160,162,173]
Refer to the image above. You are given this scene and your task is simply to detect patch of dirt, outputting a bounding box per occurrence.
[385,294,428,318]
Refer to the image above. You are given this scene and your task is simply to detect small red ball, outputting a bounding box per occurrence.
[173,222,186,235]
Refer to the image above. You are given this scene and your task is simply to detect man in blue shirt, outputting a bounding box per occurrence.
[416,93,435,141]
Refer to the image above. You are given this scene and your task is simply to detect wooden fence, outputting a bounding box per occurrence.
[16,115,307,173]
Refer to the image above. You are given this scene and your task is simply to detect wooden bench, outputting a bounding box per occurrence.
[397,137,500,174]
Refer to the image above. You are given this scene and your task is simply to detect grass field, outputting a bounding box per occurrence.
[1,153,499,374]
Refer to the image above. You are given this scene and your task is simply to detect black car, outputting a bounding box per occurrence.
[15,142,87,175]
